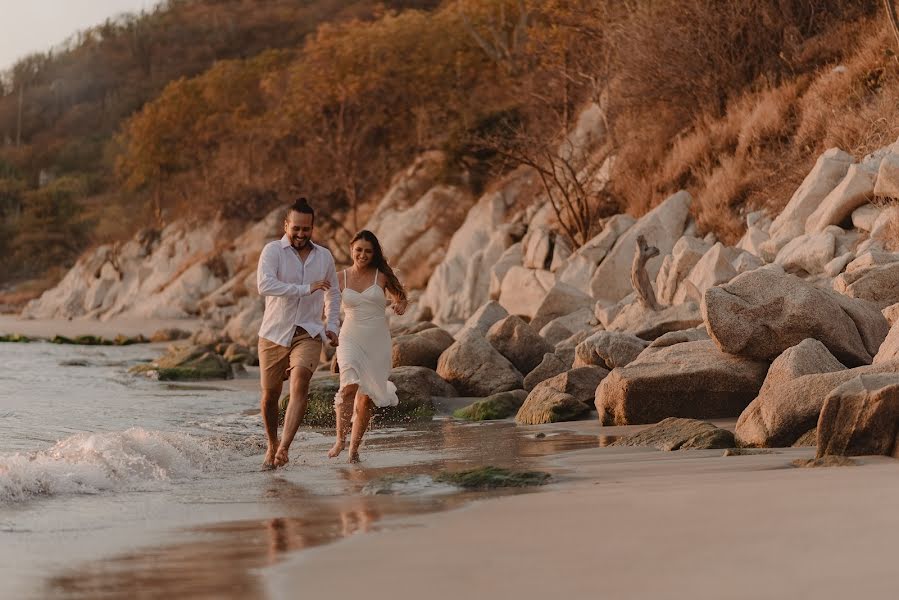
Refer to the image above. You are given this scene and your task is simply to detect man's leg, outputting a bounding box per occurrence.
[329,384,357,458]
[274,365,314,466]
[261,386,282,468]
[258,338,288,470]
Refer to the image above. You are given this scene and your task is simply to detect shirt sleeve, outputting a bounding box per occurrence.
[257,244,310,297]
[324,253,341,336]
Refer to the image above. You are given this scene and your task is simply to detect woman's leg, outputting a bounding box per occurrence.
[348,392,374,463]
[329,384,357,458]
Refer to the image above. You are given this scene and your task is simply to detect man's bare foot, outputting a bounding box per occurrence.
[262,447,278,470]
[273,447,290,467]
[328,439,345,458]
[348,450,360,464]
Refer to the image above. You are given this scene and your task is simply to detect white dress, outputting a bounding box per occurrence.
[334,269,399,407]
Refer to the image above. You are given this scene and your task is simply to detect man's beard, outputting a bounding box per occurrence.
[292,237,308,250]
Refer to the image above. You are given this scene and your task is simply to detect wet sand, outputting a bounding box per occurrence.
[263,423,899,600]
[0,315,201,338]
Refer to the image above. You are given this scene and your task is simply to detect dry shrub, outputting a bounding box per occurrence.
[693,156,750,243]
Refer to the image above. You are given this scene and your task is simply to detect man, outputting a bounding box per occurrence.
[257,198,340,469]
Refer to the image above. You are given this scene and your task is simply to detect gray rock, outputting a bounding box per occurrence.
[612,417,735,451]
[596,340,769,425]
[816,373,899,457]
[486,315,553,375]
[523,353,569,391]
[573,330,648,370]
[703,267,888,367]
[436,330,523,396]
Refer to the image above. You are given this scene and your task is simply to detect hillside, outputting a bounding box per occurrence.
[2,0,898,307]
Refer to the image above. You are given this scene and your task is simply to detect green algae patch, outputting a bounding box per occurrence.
[434,466,550,490]
[0,334,32,343]
[453,390,527,421]
[278,375,435,427]
[49,334,148,346]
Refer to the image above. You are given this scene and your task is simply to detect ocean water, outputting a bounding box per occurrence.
[0,341,601,599]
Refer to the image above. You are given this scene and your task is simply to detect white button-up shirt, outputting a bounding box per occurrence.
[257,235,341,347]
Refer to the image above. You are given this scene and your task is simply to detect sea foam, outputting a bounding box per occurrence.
[0,428,232,503]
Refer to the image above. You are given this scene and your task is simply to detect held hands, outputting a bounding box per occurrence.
[325,330,339,346]
[392,298,408,315]
[310,279,331,293]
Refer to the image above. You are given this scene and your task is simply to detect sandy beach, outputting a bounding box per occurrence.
[264,421,899,600]
[0,315,202,339]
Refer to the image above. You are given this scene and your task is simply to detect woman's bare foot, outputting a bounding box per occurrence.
[273,447,290,467]
[328,439,345,458]
[348,450,360,464]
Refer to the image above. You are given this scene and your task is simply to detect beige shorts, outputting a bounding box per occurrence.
[258,328,322,389]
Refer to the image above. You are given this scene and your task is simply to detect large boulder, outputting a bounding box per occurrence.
[497,266,555,320]
[455,301,509,339]
[874,150,899,198]
[655,236,710,305]
[529,283,594,332]
[364,152,473,288]
[392,327,455,369]
[523,352,570,391]
[420,178,530,325]
[767,148,853,242]
[816,374,899,457]
[673,243,737,305]
[734,339,899,447]
[538,307,594,347]
[436,330,523,396]
[702,267,888,367]
[834,261,899,309]
[514,366,606,425]
[608,301,703,340]
[595,340,769,425]
[875,320,899,364]
[805,163,877,233]
[774,232,836,276]
[612,417,735,451]
[590,191,692,303]
[557,214,636,295]
[131,344,232,380]
[573,330,648,370]
[453,390,529,421]
[486,315,553,375]
[389,365,457,398]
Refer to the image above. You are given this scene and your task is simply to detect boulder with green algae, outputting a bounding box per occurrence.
[612,417,734,451]
[50,334,148,346]
[434,466,550,490]
[129,344,232,380]
[0,334,31,343]
[454,390,528,421]
[278,374,436,427]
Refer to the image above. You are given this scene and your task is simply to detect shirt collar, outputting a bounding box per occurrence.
[280,234,318,253]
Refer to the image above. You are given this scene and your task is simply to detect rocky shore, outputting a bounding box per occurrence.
[15,102,899,461]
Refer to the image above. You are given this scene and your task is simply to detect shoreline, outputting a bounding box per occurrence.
[0,315,202,339]
[262,422,899,600]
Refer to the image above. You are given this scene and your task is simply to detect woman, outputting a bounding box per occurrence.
[329,230,408,463]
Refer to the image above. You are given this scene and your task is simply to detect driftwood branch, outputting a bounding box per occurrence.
[631,235,661,311]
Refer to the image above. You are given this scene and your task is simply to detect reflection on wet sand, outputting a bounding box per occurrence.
[44,420,604,599]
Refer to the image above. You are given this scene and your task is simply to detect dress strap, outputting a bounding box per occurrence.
[373,268,379,287]
[342,269,347,290]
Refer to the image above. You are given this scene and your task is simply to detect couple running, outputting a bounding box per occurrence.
[256,198,408,468]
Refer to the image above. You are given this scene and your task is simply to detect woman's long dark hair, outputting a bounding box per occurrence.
[351,230,407,303]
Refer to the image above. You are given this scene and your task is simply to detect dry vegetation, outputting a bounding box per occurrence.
[2,0,899,291]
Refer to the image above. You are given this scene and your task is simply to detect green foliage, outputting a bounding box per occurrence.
[10,176,90,275]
